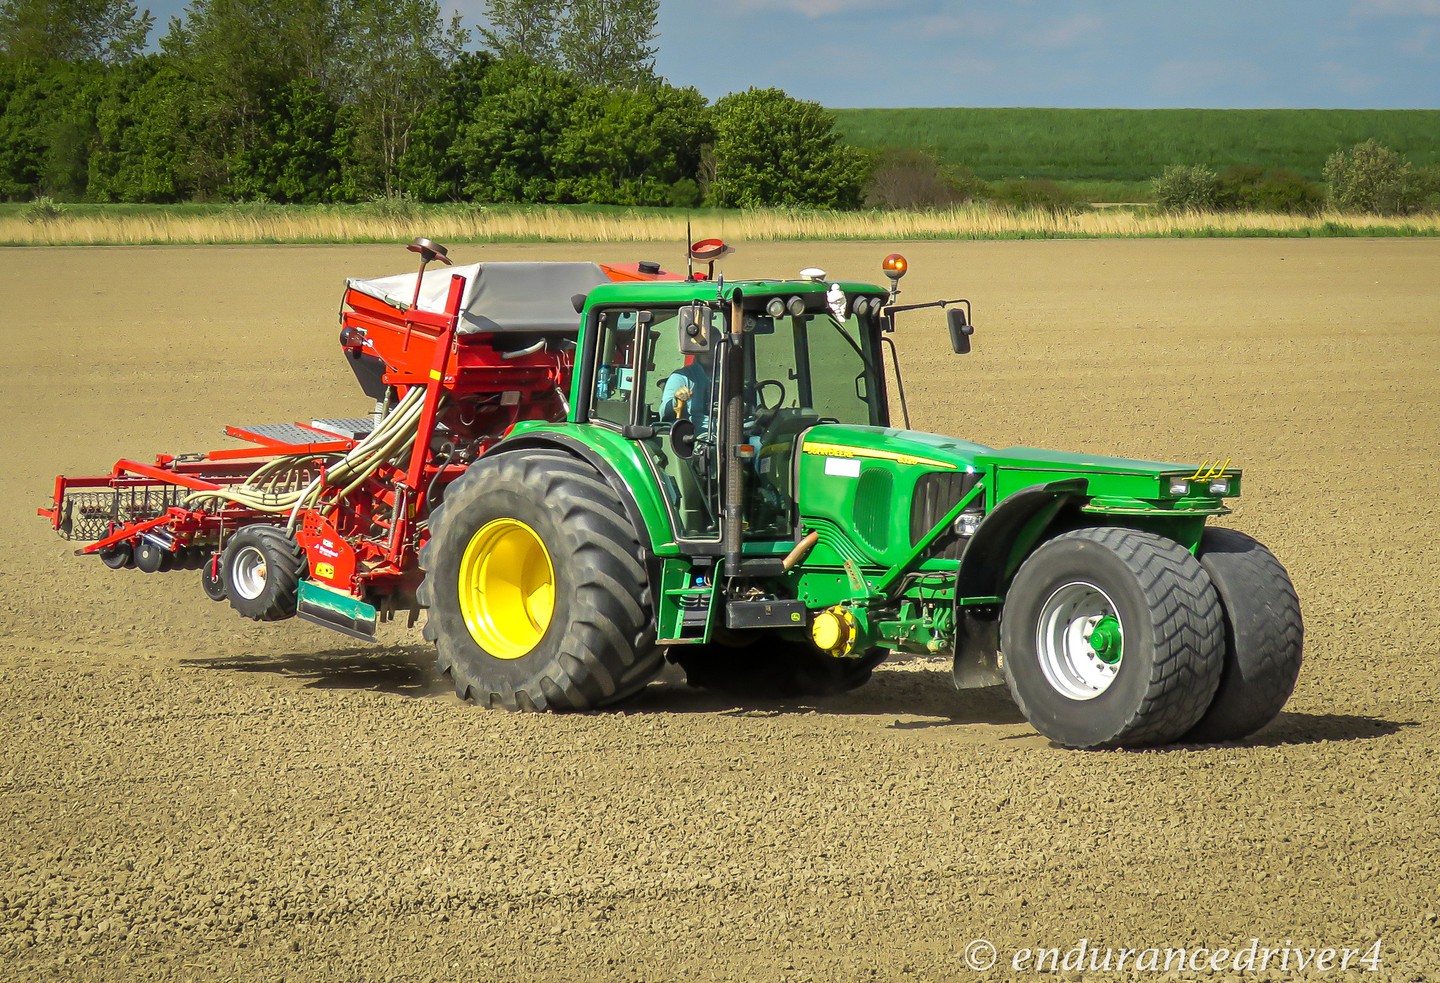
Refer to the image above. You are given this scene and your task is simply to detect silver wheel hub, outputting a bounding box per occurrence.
[1036,581,1124,701]
[230,545,269,600]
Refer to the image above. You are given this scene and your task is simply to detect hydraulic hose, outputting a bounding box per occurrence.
[185,386,431,523]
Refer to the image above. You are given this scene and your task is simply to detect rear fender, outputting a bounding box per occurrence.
[481,432,668,559]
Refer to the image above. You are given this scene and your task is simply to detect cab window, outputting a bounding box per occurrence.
[589,309,639,428]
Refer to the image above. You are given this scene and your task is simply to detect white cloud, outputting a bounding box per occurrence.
[912,10,1009,38]
[1396,24,1436,52]
[1318,60,1383,95]
[1151,58,1265,100]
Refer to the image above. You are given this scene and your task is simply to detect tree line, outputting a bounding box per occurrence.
[0,0,865,208]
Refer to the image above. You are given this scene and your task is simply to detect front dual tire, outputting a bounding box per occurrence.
[1003,527,1225,749]
[1002,526,1302,748]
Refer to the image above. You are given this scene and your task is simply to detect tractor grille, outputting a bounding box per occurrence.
[910,471,983,561]
[853,466,894,552]
[57,487,183,542]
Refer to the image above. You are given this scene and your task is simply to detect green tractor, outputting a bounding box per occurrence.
[418,250,1303,748]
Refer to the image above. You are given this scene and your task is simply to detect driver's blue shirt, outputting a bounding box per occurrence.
[660,361,712,434]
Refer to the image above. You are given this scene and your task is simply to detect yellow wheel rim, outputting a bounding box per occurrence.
[457,518,556,660]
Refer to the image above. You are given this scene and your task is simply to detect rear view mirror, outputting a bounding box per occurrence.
[669,419,697,460]
[679,305,715,354]
[947,307,974,355]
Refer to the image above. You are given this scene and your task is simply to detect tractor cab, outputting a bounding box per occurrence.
[575,275,895,550]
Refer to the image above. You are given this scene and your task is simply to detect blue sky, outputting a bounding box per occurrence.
[144,0,1440,108]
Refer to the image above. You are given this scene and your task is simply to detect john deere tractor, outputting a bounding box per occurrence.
[415,250,1302,748]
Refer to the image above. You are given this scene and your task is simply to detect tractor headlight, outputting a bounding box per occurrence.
[786,296,805,317]
[766,297,786,318]
[953,511,983,537]
[1167,478,1191,497]
[1207,478,1231,496]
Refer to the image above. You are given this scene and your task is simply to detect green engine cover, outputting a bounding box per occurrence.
[796,425,989,570]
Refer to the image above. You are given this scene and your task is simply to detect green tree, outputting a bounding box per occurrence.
[340,0,467,197]
[0,0,153,66]
[1213,166,1323,214]
[555,0,657,89]
[455,59,579,203]
[162,0,351,197]
[1151,163,1219,210]
[88,55,197,201]
[1412,165,1440,213]
[864,147,970,209]
[1324,139,1415,215]
[479,0,657,88]
[0,59,106,199]
[231,79,342,202]
[398,51,492,201]
[478,0,559,66]
[707,87,865,209]
[552,81,709,205]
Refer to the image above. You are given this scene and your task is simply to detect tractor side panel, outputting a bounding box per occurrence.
[795,452,972,570]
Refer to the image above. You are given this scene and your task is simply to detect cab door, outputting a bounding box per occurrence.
[585,306,723,544]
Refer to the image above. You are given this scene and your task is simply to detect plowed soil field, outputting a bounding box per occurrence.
[2,239,1437,981]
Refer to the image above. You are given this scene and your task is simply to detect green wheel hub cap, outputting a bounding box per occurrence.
[1088,614,1123,665]
[1036,581,1125,701]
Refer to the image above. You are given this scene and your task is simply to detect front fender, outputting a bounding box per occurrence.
[954,478,1087,601]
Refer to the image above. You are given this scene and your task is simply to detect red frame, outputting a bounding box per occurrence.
[40,257,680,611]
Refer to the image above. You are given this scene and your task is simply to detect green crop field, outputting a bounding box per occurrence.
[834,108,1440,200]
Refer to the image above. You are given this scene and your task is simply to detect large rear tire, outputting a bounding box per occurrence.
[1001,527,1224,749]
[1183,527,1304,742]
[419,450,664,710]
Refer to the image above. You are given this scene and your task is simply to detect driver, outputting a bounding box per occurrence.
[661,355,714,434]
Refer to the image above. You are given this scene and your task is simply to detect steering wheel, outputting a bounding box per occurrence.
[754,379,786,412]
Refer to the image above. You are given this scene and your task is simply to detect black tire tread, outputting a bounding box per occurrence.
[224,526,304,622]
[1185,527,1304,742]
[1004,527,1224,749]
[419,449,664,711]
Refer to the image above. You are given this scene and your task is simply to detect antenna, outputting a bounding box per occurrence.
[686,217,694,281]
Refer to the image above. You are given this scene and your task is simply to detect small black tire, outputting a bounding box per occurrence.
[100,543,134,570]
[1001,527,1224,749]
[200,554,227,602]
[1183,527,1304,742]
[221,526,304,621]
[672,639,885,699]
[418,450,664,710]
[133,539,169,574]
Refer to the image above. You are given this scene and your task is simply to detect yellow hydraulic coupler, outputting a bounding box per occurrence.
[810,605,858,657]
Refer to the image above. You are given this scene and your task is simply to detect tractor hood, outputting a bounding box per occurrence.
[798,425,992,473]
[796,424,1240,529]
[974,445,1241,506]
[796,425,1204,477]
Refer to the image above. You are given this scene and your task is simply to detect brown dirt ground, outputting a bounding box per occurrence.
[1,239,1438,982]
